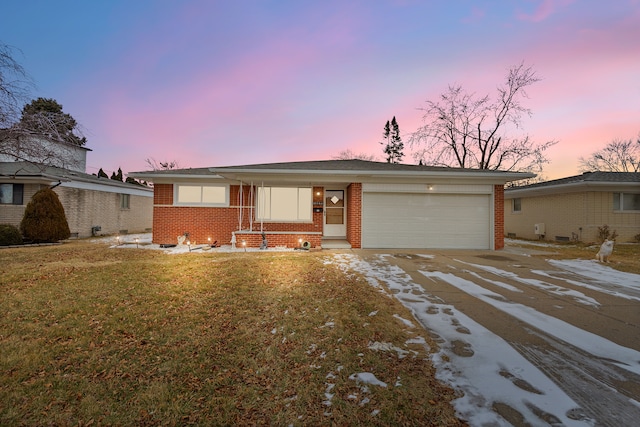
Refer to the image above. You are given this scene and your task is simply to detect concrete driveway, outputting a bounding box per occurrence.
[332,246,640,426]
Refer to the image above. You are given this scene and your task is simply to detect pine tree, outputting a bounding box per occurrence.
[20,187,70,242]
[115,167,123,182]
[380,116,404,163]
[97,168,108,178]
[390,116,404,163]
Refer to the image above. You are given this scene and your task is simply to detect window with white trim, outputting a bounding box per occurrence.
[613,192,640,211]
[175,184,228,206]
[512,198,521,212]
[256,187,312,221]
[120,193,130,209]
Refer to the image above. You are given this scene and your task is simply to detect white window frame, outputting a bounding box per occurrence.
[613,192,640,212]
[256,186,312,222]
[512,198,522,213]
[174,184,229,206]
[120,193,130,209]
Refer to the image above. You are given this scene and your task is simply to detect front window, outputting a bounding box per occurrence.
[256,187,312,221]
[512,198,521,212]
[175,184,228,206]
[613,193,640,211]
[0,184,24,205]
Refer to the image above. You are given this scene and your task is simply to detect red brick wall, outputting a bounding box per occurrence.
[154,184,173,205]
[494,185,505,250]
[151,184,324,248]
[346,183,362,248]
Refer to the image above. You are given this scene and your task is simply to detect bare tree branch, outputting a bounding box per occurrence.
[332,149,378,161]
[579,136,640,172]
[410,62,556,174]
[144,157,182,170]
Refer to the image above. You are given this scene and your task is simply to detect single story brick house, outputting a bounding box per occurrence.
[130,160,531,250]
[504,171,640,243]
[0,161,153,238]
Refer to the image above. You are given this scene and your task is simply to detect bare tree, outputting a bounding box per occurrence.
[579,136,640,172]
[144,157,181,170]
[1,43,85,168]
[0,43,31,127]
[332,149,378,161]
[410,63,556,175]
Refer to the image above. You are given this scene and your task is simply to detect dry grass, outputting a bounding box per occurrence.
[0,241,465,426]
[509,239,640,274]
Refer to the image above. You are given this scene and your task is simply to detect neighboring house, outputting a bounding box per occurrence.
[0,162,153,238]
[504,171,640,243]
[0,135,90,172]
[129,160,531,250]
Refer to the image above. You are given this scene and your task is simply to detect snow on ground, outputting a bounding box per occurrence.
[93,233,295,254]
[329,253,592,427]
[456,260,602,307]
[94,235,640,425]
[546,259,640,301]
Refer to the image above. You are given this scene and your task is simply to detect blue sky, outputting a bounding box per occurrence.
[2,0,639,179]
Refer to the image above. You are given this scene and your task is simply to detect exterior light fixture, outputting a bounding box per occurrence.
[135,237,139,248]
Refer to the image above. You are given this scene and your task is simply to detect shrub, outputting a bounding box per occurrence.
[20,188,70,243]
[596,224,618,243]
[0,224,23,246]
[634,232,640,243]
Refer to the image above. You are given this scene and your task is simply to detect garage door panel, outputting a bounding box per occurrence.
[362,193,490,249]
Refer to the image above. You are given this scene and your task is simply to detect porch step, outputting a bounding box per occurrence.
[321,239,352,249]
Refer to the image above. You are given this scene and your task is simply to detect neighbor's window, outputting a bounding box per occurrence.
[512,198,522,212]
[0,183,24,205]
[256,187,312,221]
[613,192,640,211]
[175,185,228,206]
[120,193,130,209]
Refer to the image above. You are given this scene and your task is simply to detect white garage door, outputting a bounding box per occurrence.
[362,193,491,249]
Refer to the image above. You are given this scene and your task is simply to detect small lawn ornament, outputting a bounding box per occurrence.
[595,239,614,263]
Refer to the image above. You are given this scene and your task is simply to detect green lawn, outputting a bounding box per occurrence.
[0,241,463,426]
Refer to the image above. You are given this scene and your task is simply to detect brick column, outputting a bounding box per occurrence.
[347,183,362,248]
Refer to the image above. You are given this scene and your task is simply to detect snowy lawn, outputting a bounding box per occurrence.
[0,239,463,426]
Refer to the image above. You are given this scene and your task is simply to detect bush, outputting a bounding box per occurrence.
[596,224,618,243]
[0,224,23,246]
[20,187,70,243]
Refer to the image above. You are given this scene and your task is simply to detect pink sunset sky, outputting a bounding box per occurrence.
[2,0,639,180]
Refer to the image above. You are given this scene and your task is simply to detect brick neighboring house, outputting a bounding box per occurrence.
[504,171,640,243]
[129,160,531,250]
[0,161,153,238]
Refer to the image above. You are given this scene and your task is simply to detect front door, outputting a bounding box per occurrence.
[324,189,346,237]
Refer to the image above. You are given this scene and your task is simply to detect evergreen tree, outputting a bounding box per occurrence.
[97,168,108,178]
[20,187,70,242]
[20,98,87,146]
[380,116,404,163]
[115,167,123,182]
